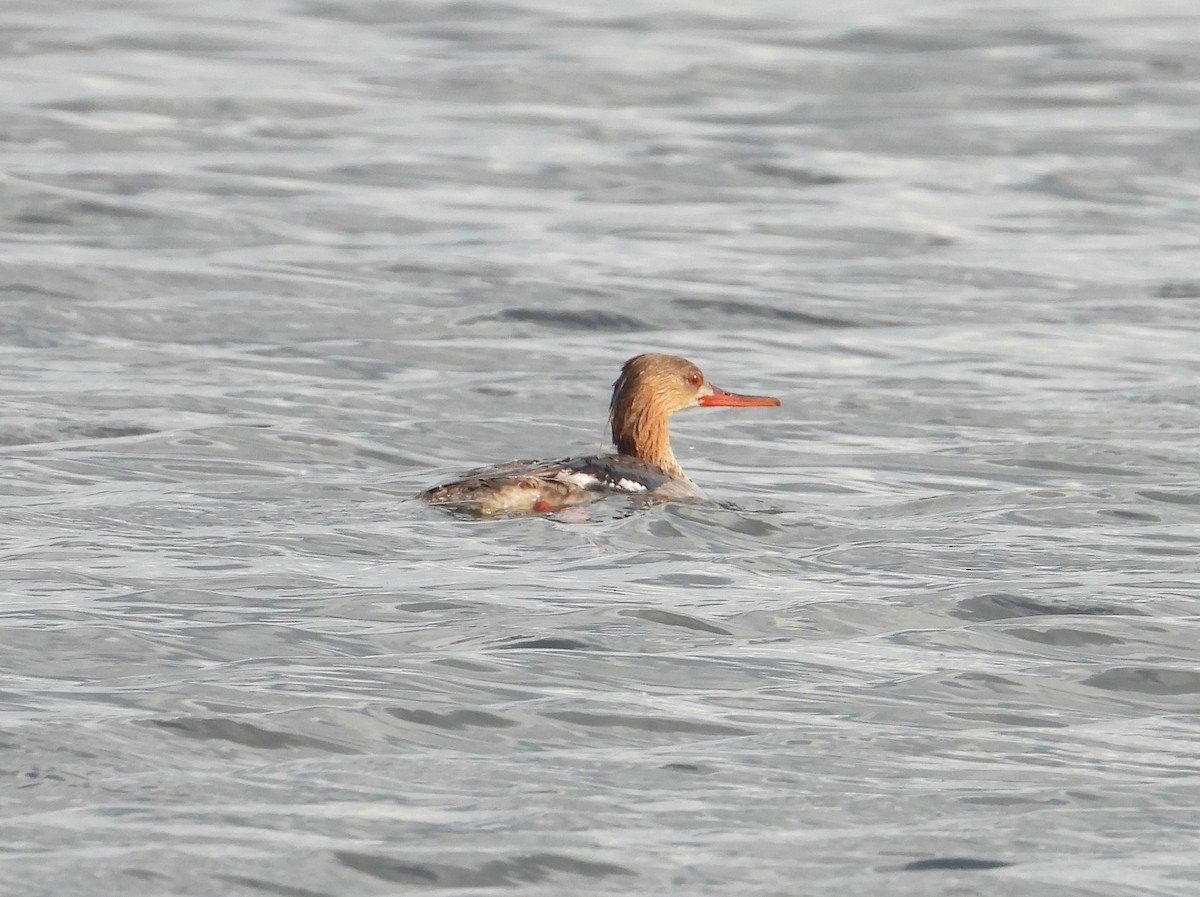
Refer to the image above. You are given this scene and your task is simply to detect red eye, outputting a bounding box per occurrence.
[687,370,703,387]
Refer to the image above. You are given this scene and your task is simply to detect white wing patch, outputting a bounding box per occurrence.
[613,478,648,493]
[553,470,649,493]
[556,471,598,489]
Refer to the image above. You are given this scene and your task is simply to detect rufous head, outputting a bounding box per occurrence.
[608,354,779,477]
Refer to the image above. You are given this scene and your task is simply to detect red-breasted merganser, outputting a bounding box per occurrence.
[420,354,780,516]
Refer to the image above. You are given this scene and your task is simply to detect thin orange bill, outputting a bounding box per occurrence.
[698,385,781,407]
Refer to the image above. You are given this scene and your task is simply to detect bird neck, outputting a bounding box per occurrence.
[610,403,684,479]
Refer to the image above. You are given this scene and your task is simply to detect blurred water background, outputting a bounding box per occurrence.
[2,1,1199,894]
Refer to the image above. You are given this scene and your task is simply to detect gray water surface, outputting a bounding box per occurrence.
[2,1,1199,895]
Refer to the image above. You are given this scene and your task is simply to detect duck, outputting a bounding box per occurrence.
[420,353,780,515]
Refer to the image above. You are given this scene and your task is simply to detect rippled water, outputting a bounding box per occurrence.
[3,1,1199,895]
